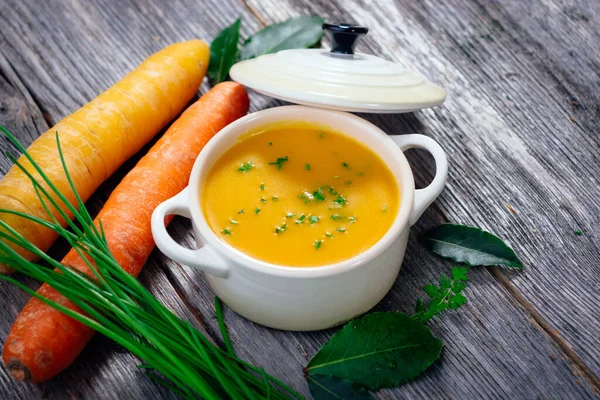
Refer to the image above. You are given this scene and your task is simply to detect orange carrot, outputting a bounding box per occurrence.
[3,82,249,382]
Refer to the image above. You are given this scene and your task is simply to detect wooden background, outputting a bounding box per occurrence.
[1,0,599,398]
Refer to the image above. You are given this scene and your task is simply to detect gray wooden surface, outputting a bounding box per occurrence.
[0,0,599,398]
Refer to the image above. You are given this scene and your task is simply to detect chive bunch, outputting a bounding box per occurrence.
[0,127,303,400]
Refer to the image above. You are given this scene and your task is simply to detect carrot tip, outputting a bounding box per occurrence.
[6,361,31,382]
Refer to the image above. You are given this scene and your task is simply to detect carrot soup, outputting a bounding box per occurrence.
[202,122,399,267]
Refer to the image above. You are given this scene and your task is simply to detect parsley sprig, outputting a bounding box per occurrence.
[268,156,289,170]
[413,266,468,323]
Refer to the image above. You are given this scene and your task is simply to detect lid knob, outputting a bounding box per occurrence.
[323,23,368,55]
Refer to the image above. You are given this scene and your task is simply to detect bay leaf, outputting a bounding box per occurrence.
[208,18,241,84]
[422,224,523,268]
[307,375,373,400]
[239,16,324,60]
[305,312,443,390]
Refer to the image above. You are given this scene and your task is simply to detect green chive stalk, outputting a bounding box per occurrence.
[0,126,304,400]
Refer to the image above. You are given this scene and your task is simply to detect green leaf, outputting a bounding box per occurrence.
[413,266,468,323]
[208,18,241,84]
[307,375,373,400]
[421,223,523,268]
[239,16,324,60]
[305,312,443,390]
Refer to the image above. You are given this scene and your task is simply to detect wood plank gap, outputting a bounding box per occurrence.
[2,56,55,127]
[157,263,208,332]
[490,266,600,393]
[240,0,268,27]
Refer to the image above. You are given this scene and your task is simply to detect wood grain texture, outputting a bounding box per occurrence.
[0,0,599,398]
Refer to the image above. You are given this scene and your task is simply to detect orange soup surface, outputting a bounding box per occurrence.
[202,122,399,267]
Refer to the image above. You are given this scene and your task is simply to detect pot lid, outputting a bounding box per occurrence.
[229,23,446,113]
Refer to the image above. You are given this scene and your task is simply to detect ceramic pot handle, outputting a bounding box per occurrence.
[151,188,229,278]
[390,134,449,225]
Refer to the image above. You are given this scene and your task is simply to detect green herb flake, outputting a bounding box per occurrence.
[229,219,239,225]
[328,187,338,196]
[268,156,289,170]
[345,180,352,186]
[318,132,325,139]
[331,214,342,221]
[336,227,346,233]
[314,240,322,250]
[286,212,296,219]
[381,205,389,213]
[221,228,232,235]
[341,162,350,169]
[309,215,320,224]
[260,183,265,191]
[325,232,334,238]
[238,161,254,172]
[333,195,348,206]
[272,196,278,201]
[313,188,326,201]
[333,175,340,179]
[575,230,582,236]
[275,223,288,234]
[357,172,364,177]
[260,197,267,204]
[296,214,306,224]
[349,216,356,223]
[269,141,273,146]
[255,208,261,214]
[238,209,244,214]
[305,163,311,171]
[298,191,313,203]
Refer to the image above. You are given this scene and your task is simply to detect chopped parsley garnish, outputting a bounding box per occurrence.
[333,195,348,205]
[286,213,296,218]
[275,224,288,234]
[229,219,239,225]
[272,196,278,201]
[328,187,338,196]
[325,232,334,238]
[318,132,325,139]
[357,172,364,177]
[238,209,244,214]
[349,216,356,223]
[330,214,342,221]
[341,162,350,169]
[268,156,289,170]
[238,161,254,172]
[260,197,267,204]
[336,227,346,233]
[309,215,320,224]
[381,205,389,213]
[575,230,582,236]
[260,183,265,191]
[314,240,322,250]
[296,214,306,224]
[345,180,352,185]
[221,228,232,235]
[298,192,313,203]
[255,208,261,214]
[333,175,340,179]
[269,141,273,146]
[305,164,311,171]
[313,188,326,201]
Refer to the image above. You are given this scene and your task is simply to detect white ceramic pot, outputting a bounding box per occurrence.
[151,106,448,331]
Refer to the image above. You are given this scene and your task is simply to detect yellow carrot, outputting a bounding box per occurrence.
[0,40,209,273]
